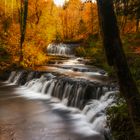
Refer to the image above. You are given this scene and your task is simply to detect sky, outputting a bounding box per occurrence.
[54,0,67,6]
[53,0,96,6]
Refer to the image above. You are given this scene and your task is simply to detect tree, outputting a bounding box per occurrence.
[136,2,140,32]
[114,0,140,33]
[19,0,28,64]
[34,0,42,25]
[82,1,99,36]
[96,0,140,138]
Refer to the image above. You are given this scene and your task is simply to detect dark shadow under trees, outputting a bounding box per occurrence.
[96,0,140,139]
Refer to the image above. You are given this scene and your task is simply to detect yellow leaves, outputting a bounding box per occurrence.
[75,46,86,57]
[22,43,47,68]
[0,0,100,68]
[2,22,20,63]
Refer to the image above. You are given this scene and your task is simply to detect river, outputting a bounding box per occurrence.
[0,43,118,140]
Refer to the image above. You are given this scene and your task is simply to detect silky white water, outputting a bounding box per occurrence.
[6,70,118,140]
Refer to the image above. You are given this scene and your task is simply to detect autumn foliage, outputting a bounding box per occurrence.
[0,0,139,68]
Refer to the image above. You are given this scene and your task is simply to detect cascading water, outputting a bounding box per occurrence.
[7,71,17,83]
[6,71,25,84]
[47,43,74,56]
[6,70,118,140]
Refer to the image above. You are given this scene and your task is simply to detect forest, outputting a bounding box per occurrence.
[0,0,140,68]
[0,0,140,140]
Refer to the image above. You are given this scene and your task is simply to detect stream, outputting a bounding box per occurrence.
[0,43,118,140]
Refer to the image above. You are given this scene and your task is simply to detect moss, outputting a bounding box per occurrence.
[77,33,140,81]
[75,46,87,57]
[107,96,136,140]
[74,33,140,140]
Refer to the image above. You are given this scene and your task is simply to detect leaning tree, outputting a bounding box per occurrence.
[96,0,140,138]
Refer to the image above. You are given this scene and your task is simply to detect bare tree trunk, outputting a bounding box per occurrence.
[96,0,140,138]
[19,0,28,65]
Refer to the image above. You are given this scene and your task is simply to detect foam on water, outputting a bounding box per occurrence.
[47,43,74,56]
[5,71,118,140]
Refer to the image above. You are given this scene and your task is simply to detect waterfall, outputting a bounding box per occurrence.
[7,71,117,107]
[6,71,25,85]
[6,71,118,139]
[7,71,117,106]
[7,71,17,83]
[13,71,24,85]
[47,43,74,56]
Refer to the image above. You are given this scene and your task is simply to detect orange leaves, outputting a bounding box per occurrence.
[23,43,47,68]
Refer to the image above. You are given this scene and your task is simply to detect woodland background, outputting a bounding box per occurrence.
[0,1,140,139]
[0,0,139,68]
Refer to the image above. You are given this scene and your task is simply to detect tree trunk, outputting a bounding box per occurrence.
[19,0,28,65]
[96,0,140,138]
[121,15,127,34]
[136,18,139,32]
[90,1,94,34]
[19,36,24,63]
[136,6,140,32]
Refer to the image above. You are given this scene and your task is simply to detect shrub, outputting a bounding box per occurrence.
[22,44,47,68]
[107,96,136,140]
[75,46,86,57]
